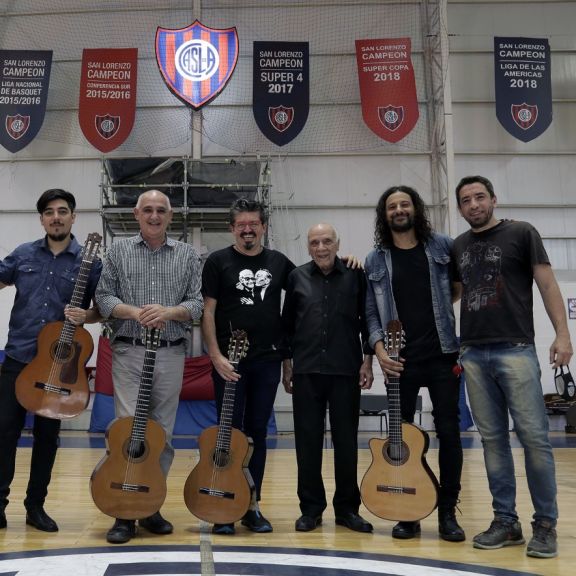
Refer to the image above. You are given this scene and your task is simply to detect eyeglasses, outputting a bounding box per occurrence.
[233,221,262,230]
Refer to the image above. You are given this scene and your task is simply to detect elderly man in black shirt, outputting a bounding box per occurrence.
[282,223,374,533]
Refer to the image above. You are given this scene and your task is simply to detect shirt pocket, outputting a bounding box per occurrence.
[367,268,387,295]
[58,268,77,303]
[17,262,42,292]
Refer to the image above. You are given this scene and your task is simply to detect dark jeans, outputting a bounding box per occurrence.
[0,356,61,510]
[397,354,463,510]
[292,373,361,518]
[212,359,280,501]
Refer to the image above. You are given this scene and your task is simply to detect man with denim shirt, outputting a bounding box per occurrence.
[365,186,464,542]
[0,188,102,533]
[453,175,572,558]
[96,189,203,544]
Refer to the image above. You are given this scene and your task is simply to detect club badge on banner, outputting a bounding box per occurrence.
[0,50,52,153]
[355,38,419,143]
[156,20,238,110]
[253,41,309,146]
[494,37,552,143]
[78,48,138,153]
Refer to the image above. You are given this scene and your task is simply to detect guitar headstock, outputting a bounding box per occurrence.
[143,327,161,351]
[228,329,249,365]
[384,320,405,359]
[83,232,102,262]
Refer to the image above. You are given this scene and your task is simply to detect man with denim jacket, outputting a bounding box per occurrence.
[453,175,572,558]
[365,185,464,542]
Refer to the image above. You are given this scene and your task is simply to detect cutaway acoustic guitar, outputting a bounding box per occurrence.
[361,320,439,522]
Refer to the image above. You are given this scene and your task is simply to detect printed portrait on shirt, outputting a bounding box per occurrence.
[235,267,273,305]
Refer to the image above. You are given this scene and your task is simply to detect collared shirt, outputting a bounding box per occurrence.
[282,257,369,376]
[0,235,102,363]
[95,233,203,342]
[364,231,458,354]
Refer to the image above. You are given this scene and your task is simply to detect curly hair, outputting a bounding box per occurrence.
[374,185,432,247]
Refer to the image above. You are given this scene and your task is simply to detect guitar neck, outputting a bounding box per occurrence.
[387,358,403,448]
[216,360,239,451]
[130,347,158,441]
[58,249,96,346]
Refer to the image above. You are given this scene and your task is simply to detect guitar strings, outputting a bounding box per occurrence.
[46,244,95,394]
[209,379,236,495]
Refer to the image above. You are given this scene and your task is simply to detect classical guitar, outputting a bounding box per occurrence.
[360,320,439,522]
[90,328,167,520]
[184,329,254,524]
[16,232,102,420]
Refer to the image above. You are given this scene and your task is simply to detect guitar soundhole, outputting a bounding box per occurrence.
[212,448,231,469]
[124,439,147,461]
[51,342,73,361]
[384,441,410,466]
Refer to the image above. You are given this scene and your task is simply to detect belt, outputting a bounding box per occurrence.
[115,336,185,348]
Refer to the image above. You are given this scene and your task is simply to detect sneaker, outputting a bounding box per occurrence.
[241,509,273,533]
[526,520,557,558]
[473,519,525,550]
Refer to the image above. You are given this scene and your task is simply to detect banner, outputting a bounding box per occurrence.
[355,38,419,143]
[253,41,309,146]
[78,48,138,153]
[156,20,238,110]
[0,50,52,153]
[494,37,552,142]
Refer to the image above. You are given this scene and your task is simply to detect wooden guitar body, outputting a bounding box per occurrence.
[361,421,438,522]
[184,425,254,524]
[16,321,93,419]
[90,416,167,520]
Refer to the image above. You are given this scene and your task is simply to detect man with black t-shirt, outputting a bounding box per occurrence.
[201,199,295,535]
[365,186,465,542]
[453,175,572,559]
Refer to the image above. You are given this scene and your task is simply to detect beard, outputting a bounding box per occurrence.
[47,232,69,242]
[467,207,494,230]
[389,214,414,232]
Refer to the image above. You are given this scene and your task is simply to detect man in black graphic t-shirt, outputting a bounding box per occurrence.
[202,199,294,535]
[453,175,572,559]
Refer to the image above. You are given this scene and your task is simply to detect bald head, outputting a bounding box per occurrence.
[135,189,172,210]
[308,223,340,274]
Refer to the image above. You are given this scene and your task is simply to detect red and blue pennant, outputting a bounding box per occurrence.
[155,20,238,110]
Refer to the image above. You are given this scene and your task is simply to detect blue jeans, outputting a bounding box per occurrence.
[461,343,557,525]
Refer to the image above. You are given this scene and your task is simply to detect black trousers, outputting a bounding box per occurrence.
[396,354,463,510]
[0,356,61,510]
[292,373,361,517]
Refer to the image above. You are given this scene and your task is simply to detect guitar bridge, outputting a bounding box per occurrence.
[110,481,150,493]
[199,487,235,500]
[376,485,417,495]
[34,382,71,396]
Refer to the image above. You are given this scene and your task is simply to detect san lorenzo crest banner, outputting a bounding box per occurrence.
[355,38,419,143]
[78,48,138,153]
[0,50,52,153]
[253,41,309,146]
[156,20,238,110]
[494,37,552,142]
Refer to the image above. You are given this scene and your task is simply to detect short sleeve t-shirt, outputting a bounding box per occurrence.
[452,220,549,345]
[202,246,295,361]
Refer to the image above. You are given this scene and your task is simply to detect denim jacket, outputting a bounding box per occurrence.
[364,232,458,354]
